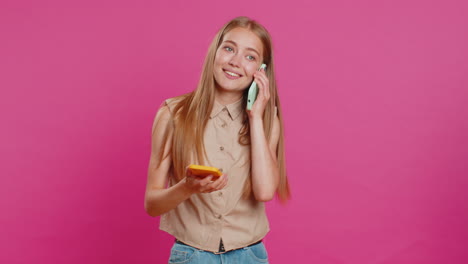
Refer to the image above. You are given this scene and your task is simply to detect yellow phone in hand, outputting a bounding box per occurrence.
[188,165,222,178]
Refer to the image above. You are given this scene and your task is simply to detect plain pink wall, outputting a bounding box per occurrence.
[1,0,467,263]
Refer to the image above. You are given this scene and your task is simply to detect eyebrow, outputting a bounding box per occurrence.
[223,40,261,57]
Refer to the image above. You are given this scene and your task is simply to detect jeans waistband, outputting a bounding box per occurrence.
[175,239,262,254]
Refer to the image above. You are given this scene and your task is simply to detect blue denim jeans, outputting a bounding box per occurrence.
[168,241,269,264]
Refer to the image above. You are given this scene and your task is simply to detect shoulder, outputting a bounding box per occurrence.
[152,94,190,133]
[151,97,178,135]
[164,94,189,114]
[155,95,185,121]
[164,97,180,113]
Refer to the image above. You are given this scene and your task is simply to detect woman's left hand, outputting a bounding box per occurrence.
[248,67,270,119]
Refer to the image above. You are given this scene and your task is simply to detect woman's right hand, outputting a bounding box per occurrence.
[184,167,228,194]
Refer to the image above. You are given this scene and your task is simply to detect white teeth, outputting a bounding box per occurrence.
[225,70,240,77]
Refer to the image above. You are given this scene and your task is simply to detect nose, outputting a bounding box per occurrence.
[228,53,241,67]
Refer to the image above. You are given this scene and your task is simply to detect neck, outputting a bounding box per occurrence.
[214,89,243,105]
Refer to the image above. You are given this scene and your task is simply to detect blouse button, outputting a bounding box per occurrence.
[220,146,224,151]
[221,123,227,128]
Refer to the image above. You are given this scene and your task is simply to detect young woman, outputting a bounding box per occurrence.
[145,16,290,263]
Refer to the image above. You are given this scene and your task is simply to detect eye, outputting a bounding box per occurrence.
[246,55,256,61]
[224,46,234,52]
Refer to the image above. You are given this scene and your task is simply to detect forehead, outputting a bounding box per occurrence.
[222,27,263,55]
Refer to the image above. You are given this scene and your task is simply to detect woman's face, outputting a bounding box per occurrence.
[213,27,264,94]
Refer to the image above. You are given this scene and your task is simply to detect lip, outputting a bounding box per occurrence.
[223,68,243,80]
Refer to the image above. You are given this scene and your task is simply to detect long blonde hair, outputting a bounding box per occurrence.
[159,16,290,201]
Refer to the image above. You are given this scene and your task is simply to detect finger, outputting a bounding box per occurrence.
[256,69,267,79]
[254,71,267,84]
[216,174,228,190]
[202,176,221,192]
[186,166,195,177]
[256,80,269,103]
[255,72,268,88]
[217,176,228,190]
[200,175,213,185]
[193,175,212,193]
[254,74,266,98]
[203,174,228,193]
[210,175,226,190]
[259,78,269,100]
[256,73,269,98]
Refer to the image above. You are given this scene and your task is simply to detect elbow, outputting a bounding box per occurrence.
[144,201,161,217]
[253,180,279,202]
[254,191,275,202]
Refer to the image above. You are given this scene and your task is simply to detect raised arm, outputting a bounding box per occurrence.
[248,68,281,202]
[249,113,280,202]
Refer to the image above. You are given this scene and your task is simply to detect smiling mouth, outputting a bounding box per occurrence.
[223,69,242,78]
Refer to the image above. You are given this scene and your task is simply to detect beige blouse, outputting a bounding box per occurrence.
[159,97,269,252]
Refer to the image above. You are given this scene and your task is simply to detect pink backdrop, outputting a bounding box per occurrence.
[1,0,467,263]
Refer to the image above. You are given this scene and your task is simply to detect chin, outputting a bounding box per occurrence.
[221,83,249,92]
